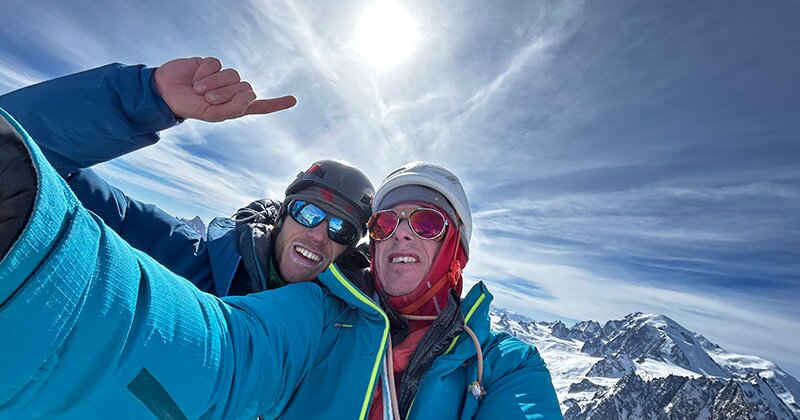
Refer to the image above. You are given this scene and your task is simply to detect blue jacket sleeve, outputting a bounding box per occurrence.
[0,62,178,176]
[0,108,321,418]
[474,337,563,419]
[67,168,216,292]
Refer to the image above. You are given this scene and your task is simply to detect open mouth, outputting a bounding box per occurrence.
[295,245,322,263]
[388,251,420,264]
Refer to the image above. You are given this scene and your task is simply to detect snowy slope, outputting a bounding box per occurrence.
[490,308,800,419]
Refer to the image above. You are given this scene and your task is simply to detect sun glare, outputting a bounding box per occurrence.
[355,1,419,70]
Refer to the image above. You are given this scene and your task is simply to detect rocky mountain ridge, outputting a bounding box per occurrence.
[490,309,800,419]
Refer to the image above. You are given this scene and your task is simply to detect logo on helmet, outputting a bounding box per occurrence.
[307,163,327,178]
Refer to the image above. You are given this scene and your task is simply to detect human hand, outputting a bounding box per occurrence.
[154,57,297,122]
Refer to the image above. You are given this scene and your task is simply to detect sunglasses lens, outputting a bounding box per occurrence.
[327,217,358,245]
[410,209,447,239]
[292,201,358,246]
[290,201,325,228]
[368,211,399,240]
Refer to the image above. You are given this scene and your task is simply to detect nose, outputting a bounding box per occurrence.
[392,218,414,241]
[306,221,328,243]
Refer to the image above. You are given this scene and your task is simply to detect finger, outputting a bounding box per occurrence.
[244,95,298,116]
[192,57,223,93]
[205,89,257,122]
[193,57,222,82]
[194,68,241,94]
[204,81,253,104]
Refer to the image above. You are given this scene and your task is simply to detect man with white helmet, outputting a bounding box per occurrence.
[363,161,562,419]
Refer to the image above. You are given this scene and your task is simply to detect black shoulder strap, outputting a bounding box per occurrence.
[127,368,188,420]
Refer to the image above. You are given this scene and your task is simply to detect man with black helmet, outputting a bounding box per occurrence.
[0,56,375,297]
[229,158,374,295]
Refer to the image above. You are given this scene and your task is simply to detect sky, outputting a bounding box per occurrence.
[1,0,798,377]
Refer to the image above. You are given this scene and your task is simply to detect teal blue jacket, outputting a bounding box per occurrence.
[305,267,563,419]
[0,63,561,418]
[0,108,396,418]
[402,284,561,420]
[0,108,326,418]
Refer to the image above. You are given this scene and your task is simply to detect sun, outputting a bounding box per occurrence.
[355,1,419,70]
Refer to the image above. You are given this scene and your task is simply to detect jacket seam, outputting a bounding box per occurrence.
[222,255,241,296]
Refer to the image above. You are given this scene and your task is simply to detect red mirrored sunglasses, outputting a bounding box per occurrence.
[368,208,448,241]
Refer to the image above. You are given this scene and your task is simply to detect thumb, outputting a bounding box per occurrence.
[243,96,298,116]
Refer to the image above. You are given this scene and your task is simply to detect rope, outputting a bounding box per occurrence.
[402,314,485,400]
[230,207,266,223]
[385,338,401,419]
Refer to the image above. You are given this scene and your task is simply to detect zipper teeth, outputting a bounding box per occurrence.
[328,264,389,420]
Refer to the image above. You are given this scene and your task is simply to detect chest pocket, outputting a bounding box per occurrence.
[320,307,383,358]
[281,307,386,418]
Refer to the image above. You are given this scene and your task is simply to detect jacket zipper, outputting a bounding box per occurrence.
[329,264,390,420]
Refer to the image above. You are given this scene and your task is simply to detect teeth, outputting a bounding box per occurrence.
[295,246,322,262]
[391,256,418,263]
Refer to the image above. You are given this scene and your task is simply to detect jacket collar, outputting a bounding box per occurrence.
[318,264,387,318]
[441,281,494,361]
[316,269,494,356]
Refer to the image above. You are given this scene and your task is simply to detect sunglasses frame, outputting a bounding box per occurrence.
[368,207,449,241]
[289,200,358,246]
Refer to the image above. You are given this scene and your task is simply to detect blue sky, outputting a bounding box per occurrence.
[2,0,798,377]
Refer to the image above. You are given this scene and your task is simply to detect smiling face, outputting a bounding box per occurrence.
[374,203,445,296]
[273,215,348,283]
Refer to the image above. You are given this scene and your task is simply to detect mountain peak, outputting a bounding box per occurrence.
[489,307,800,418]
[622,312,679,328]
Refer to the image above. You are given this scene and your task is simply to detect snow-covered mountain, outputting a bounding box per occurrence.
[490,309,800,419]
[177,215,207,238]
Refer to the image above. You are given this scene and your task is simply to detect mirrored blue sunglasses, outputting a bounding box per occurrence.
[289,200,359,246]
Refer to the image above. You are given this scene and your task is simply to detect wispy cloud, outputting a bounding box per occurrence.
[0,55,44,92]
[466,36,557,113]
[2,0,798,377]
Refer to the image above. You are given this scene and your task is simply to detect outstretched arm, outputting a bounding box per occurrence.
[0,63,175,175]
[0,57,296,175]
[67,168,216,292]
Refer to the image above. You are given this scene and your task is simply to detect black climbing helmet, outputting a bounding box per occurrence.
[284,160,375,236]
